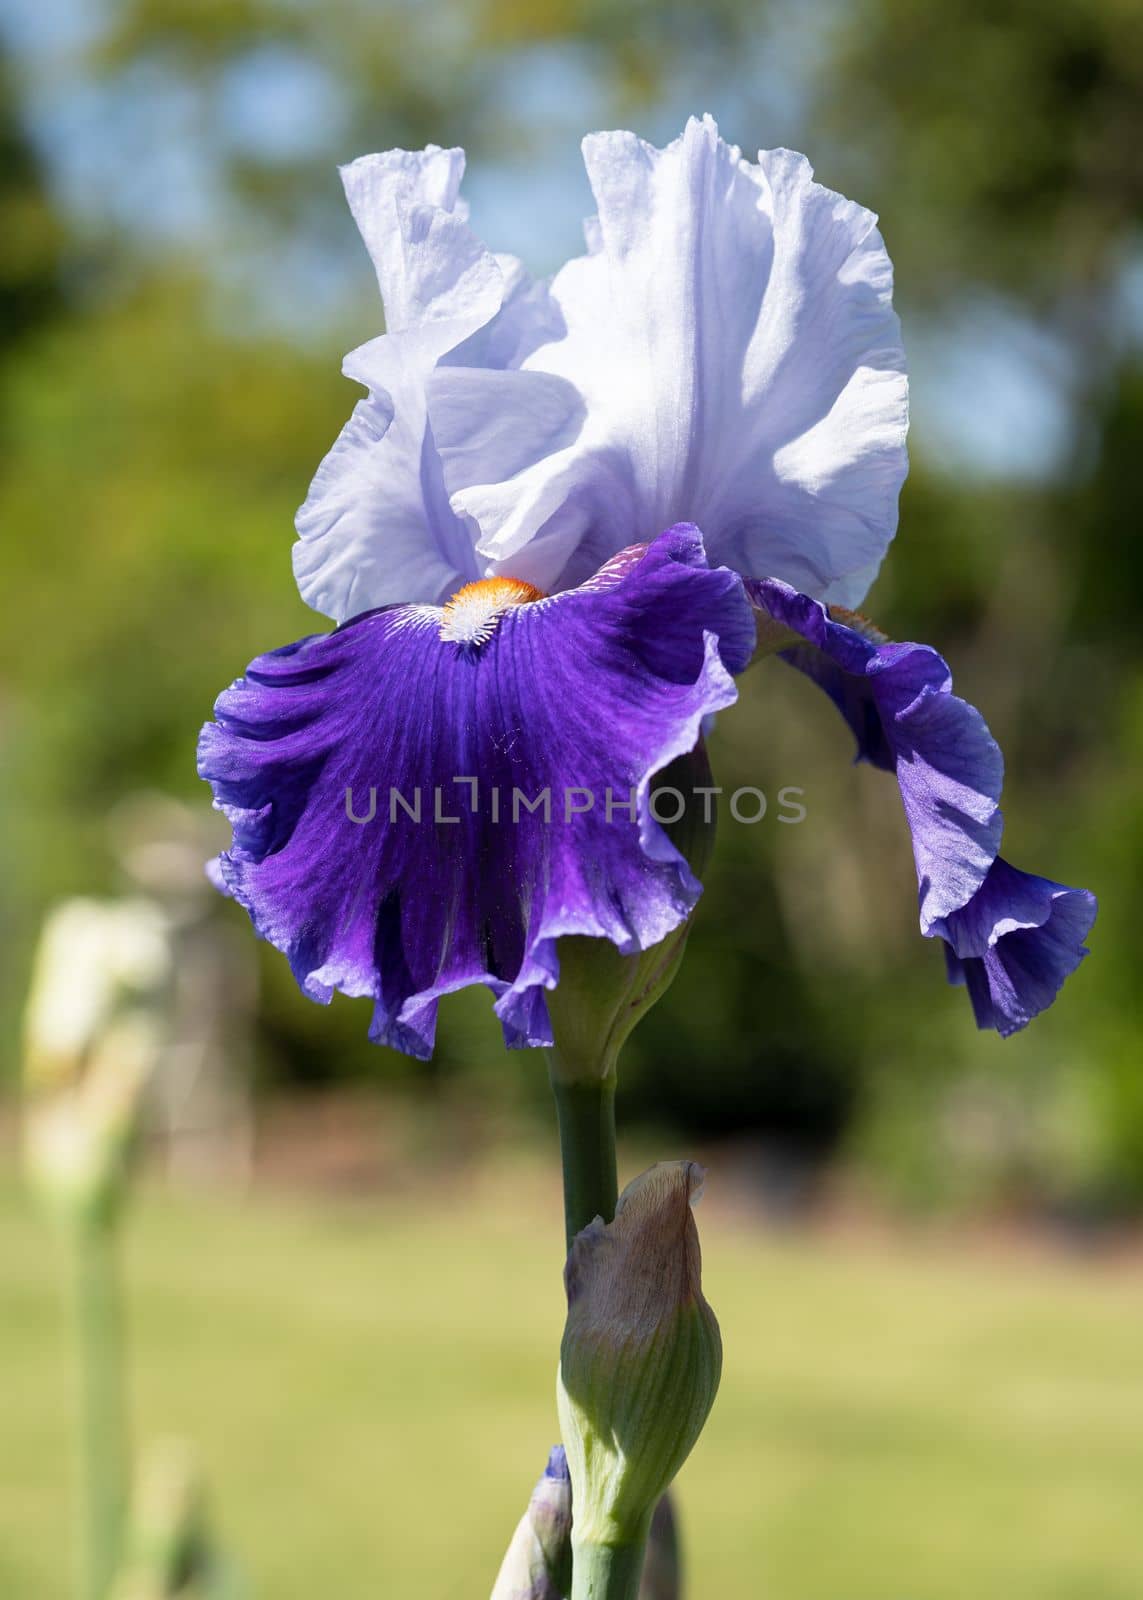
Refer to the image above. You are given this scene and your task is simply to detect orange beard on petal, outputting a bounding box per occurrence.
[439,576,547,644]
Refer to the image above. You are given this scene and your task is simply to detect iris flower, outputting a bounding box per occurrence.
[199,117,1094,1056]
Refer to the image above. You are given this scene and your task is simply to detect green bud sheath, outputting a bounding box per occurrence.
[548,742,718,1087]
[557,1162,722,1591]
[547,745,719,1250]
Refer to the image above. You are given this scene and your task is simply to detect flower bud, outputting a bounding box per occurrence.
[23,898,170,1092]
[491,1446,573,1600]
[25,1015,160,1227]
[557,1162,721,1554]
[23,898,170,1224]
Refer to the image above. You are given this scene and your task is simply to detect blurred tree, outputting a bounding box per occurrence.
[799,0,1143,1207]
[0,47,64,380]
[821,0,1143,314]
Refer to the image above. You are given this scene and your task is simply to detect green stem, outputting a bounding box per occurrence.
[570,1536,648,1600]
[66,1218,129,1600]
[548,1061,655,1598]
[546,1063,619,1250]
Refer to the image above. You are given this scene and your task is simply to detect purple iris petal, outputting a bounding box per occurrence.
[747,577,1095,1034]
[940,860,1096,1037]
[749,578,1004,931]
[544,1446,569,1482]
[199,525,754,1058]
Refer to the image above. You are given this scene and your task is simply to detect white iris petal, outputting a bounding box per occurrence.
[295,117,909,623]
[435,115,909,606]
[293,147,554,622]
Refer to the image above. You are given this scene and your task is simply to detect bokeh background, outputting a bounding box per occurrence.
[3,0,1143,1595]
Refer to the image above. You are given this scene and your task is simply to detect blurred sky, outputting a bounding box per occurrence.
[4,0,1121,486]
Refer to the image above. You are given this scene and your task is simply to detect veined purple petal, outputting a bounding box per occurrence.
[750,577,1004,930]
[200,526,754,1059]
[748,577,1095,1034]
[941,861,1096,1037]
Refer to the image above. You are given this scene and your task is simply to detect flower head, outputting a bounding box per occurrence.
[201,116,1092,1050]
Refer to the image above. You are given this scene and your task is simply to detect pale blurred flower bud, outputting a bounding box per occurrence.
[23,899,170,1222]
[24,899,170,1090]
[557,1162,721,1552]
[26,1015,161,1225]
[491,1446,573,1599]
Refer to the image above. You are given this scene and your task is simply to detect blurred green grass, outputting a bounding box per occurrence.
[5,1166,1143,1598]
